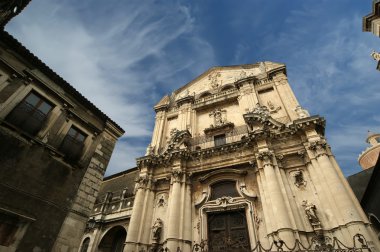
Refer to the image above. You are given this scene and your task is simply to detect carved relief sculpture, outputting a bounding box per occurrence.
[302,200,321,231]
[152,218,163,241]
[208,71,221,89]
[209,108,227,127]
[267,101,281,113]
[250,103,270,118]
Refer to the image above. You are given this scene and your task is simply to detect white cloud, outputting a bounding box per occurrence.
[6,0,216,173]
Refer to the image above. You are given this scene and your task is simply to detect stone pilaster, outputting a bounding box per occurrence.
[124,175,152,251]
[236,82,258,113]
[151,110,166,153]
[272,72,299,121]
[256,150,295,245]
[166,170,184,251]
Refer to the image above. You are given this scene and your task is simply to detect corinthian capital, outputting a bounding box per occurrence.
[135,175,149,190]
[256,150,274,163]
[171,170,183,183]
[307,139,328,158]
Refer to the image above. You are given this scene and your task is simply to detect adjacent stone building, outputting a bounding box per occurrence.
[0,2,125,251]
[81,62,380,252]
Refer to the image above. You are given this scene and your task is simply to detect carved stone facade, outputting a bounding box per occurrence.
[81,62,379,252]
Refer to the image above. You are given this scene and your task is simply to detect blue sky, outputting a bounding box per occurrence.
[6,0,380,176]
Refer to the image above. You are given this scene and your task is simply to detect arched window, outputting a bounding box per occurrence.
[220,85,234,92]
[199,92,212,99]
[98,226,126,252]
[80,237,90,252]
[210,180,240,200]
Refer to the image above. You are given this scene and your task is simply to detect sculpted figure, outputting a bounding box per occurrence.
[302,200,321,229]
[152,218,163,240]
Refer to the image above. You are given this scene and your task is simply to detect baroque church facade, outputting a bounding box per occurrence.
[81,62,379,252]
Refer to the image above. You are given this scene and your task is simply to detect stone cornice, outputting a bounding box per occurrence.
[176,95,194,107]
[204,122,234,135]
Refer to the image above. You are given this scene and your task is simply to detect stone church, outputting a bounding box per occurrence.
[81,62,379,252]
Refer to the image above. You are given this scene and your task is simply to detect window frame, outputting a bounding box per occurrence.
[214,133,226,147]
[5,91,54,135]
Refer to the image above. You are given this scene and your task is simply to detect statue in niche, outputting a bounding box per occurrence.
[152,218,163,241]
[157,195,165,207]
[302,200,321,230]
[295,105,310,119]
[209,108,227,127]
[293,170,307,188]
[208,71,221,89]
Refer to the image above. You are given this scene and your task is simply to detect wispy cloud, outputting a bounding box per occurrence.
[7,0,216,175]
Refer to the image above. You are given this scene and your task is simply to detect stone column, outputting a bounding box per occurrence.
[308,140,361,223]
[140,180,156,247]
[124,175,149,252]
[256,150,294,245]
[182,176,192,252]
[307,139,378,246]
[166,170,183,251]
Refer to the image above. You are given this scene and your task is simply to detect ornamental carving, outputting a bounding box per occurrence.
[215,196,234,207]
[135,175,149,190]
[209,108,227,127]
[171,170,183,183]
[208,71,221,89]
[267,101,281,113]
[256,150,274,162]
[249,103,270,118]
[302,200,322,231]
[308,140,327,152]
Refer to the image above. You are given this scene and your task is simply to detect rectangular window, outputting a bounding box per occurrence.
[257,87,274,94]
[214,134,226,147]
[6,92,53,135]
[59,126,87,162]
